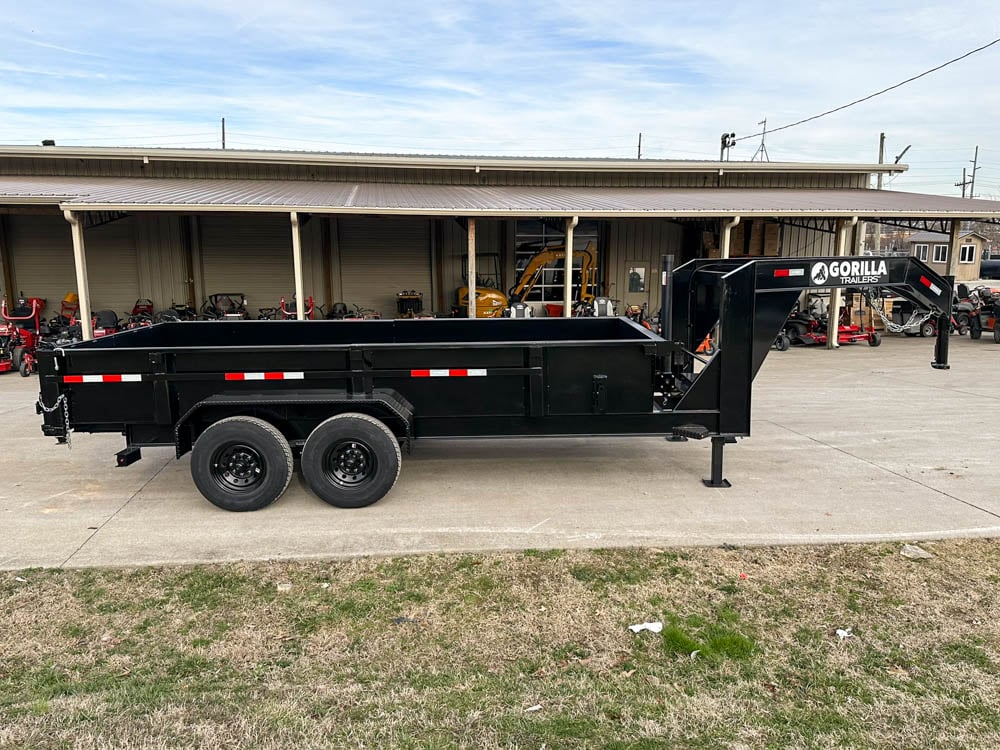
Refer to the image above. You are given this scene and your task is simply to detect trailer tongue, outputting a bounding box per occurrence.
[37,256,953,511]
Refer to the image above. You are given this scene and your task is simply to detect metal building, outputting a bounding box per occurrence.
[1,145,999,339]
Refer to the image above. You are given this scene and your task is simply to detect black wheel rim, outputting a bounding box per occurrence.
[211,443,266,491]
[324,440,377,486]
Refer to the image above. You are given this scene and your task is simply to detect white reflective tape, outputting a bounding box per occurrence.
[428,369,450,377]
[121,374,142,382]
[284,372,304,380]
[788,268,805,277]
[929,282,942,295]
[243,373,266,380]
[466,369,487,377]
[82,375,103,383]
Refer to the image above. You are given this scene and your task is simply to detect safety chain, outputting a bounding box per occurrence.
[863,289,937,335]
[36,393,71,449]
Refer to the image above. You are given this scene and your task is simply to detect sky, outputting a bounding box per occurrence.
[2,0,999,197]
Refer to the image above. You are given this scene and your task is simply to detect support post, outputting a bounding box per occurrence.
[720,216,740,259]
[467,218,476,318]
[827,216,858,349]
[63,210,93,341]
[946,220,962,278]
[0,216,15,305]
[290,211,306,320]
[563,215,579,317]
[702,436,731,488]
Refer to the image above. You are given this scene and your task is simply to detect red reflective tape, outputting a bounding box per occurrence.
[264,372,283,380]
[774,269,790,278]
[411,369,431,377]
[103,374,122,383]
[450,369,468,377]
[920,275,932,288]
[224,373,245,381]
[63,375,83,383]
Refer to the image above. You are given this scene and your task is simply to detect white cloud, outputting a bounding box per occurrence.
[0,1,999,194]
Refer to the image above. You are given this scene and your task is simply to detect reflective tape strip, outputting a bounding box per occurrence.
[63,374,142,383]
[224,371,305,381]
[411,368,488,377]
[919,275,942,295]
[774,268,805,278]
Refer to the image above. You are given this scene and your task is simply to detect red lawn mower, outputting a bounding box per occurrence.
[782,295,881,348]
[1,293,46,376]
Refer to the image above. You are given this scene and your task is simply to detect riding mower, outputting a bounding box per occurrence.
[1,293,46,376]
[279,295,315,319]
[782,294,881,347]
[963,284,1000,343]
[201,293,249,320]
[124,299,155,330]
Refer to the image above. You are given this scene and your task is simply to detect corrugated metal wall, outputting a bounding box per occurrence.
[6,215,75,319]
[780,224,837,257]
[199,215,295,315]
[133,215,189,310]
[337,217,432,316]
[606,219,684,311]
[0,156,872,189]
[7,214,142,319]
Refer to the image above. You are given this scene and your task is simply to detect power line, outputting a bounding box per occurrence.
[734,37,1000,143]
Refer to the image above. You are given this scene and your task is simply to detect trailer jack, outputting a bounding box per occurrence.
[704,436,737,488]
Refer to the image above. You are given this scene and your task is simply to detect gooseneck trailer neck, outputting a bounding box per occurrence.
[36,256,952,511]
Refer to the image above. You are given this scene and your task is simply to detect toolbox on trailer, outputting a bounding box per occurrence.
[36,256,955,512]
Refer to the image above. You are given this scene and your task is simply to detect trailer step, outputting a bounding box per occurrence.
[672,424,711,440]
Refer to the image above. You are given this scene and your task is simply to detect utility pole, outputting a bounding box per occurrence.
[637,132,642,160]
[221,117,226,150]
[969,145,980,198]
[874,132,885,255]
[956,167,970,198]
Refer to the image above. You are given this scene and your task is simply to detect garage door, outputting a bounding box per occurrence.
[339,217,431,317]
[8,215,139,320]
[200,216,294,316]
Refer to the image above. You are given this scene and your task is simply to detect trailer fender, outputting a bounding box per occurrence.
[174,389,415,458]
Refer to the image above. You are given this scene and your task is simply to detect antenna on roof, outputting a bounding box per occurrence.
[221,117,226,150]
[750,119,769,162]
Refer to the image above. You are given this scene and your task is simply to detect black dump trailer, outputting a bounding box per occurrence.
[36,256,954,512]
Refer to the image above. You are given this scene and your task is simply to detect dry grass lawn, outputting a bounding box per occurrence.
[2,539,999,749]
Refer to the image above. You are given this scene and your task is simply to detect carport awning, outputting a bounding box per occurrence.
[1,175,999,219]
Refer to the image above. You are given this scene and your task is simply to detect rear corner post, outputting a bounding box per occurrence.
[63,209,94,341]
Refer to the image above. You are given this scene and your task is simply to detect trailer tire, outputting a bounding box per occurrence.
[191,416,293,512]
[301,413,401,509]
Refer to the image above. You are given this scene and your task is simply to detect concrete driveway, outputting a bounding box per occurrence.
[2,335,998,569]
